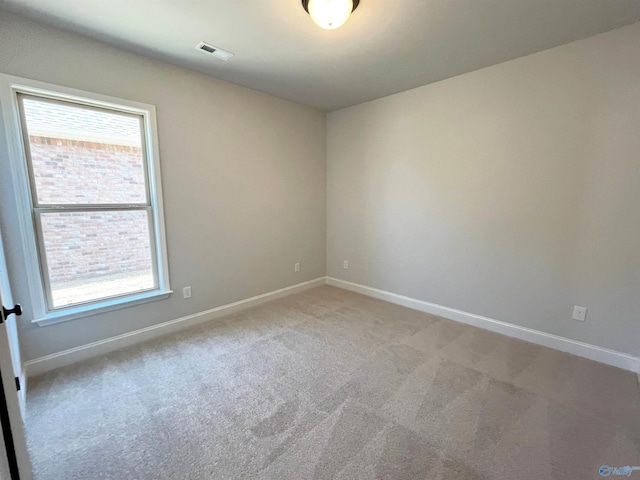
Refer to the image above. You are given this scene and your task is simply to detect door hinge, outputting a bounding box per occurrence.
[14,377,20,392]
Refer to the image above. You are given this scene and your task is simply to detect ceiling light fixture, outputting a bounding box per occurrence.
[302,0,360,30]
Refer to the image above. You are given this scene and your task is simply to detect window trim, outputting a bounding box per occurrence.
[0,74,172,326]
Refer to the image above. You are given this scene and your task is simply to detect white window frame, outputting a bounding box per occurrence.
[0,74,172,326]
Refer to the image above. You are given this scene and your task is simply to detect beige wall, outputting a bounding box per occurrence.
[327,23,640,356]
[0,12,327,360]
[2,10,638,362]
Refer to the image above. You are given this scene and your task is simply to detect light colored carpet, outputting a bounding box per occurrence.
[25,286,640,479]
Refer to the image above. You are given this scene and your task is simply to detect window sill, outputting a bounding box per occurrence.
[33,289,173,327]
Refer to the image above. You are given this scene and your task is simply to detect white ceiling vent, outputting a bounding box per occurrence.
[195,42,234,61]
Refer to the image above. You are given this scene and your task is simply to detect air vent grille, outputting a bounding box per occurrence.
[195,42,234,61]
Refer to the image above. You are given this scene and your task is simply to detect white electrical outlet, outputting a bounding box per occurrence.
[183,286,192,299]
[343,260,349,269]
[294,263,300,273]
[572,305,587,322]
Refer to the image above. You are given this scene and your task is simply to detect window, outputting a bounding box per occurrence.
[0,75,171,325]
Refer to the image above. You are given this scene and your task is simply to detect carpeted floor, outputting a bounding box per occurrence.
[25,286,640,479]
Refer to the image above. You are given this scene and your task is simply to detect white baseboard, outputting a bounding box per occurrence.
[25,275,640,379]
[24,277,326,378]
[327,277,640,373]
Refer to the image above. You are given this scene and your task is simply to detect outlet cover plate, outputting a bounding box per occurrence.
[572,305,587,322]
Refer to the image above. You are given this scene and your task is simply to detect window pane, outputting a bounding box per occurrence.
[20,96,147,205]
[40,210,155,308]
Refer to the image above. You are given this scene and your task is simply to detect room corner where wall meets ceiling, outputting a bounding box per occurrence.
[327,21,640,358]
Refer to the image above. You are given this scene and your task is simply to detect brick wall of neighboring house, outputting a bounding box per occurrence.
[29,135,153,284]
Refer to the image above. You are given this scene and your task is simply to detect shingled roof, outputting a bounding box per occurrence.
[22,96,143,147]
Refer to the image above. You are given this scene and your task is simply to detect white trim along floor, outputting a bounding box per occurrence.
[24,277,640,381]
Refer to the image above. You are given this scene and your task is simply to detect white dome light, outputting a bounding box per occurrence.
[302,0,360,30]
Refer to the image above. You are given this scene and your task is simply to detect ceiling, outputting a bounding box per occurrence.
[1,0,639,111]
